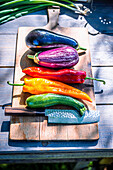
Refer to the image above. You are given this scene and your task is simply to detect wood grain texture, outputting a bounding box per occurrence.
[0,12,47,34]
[92,67,113,104]
[9,24,99,141]
[0,68,14,105]
[10,116,40,140]
[0,35,16,66]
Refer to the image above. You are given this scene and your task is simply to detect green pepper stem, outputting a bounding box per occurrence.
[85,77,106,85]
[27,55,34,60]
[27,52,40,60]
[77,44,87,51]
[7,81,25,86]
[78,46,87,50]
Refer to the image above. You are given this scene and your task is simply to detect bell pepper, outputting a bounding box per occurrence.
[7,78,92,102]
[22,67,106,84]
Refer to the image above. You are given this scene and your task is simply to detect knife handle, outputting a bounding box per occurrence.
[5,107,45,116]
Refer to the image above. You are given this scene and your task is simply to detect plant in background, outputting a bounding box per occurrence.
[0,0,91,25]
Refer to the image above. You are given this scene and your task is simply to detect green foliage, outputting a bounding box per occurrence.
[0,0,89,25]
[0,163,75,170]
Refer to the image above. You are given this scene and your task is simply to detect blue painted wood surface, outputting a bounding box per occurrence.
[0,0,113,162]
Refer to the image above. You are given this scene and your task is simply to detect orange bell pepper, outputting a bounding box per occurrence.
[8,78,92,102]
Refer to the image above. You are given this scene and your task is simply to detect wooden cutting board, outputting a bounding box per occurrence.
[10,7,99,141]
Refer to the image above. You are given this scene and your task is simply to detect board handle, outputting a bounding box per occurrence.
[46,6,60,30]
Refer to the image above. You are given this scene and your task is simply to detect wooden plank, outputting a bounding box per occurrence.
[89,34,113,52]
[9,25,99,141]
[0,12,47,34]
[96,105,113,148]
[91,51,113,66]
[0,68,14,105]
[10,116,40,140]
[40,117,68,141]
[0,35,16,66]
[59,14,86,28]
[66,123,98,140]
[92,67,113,104]
[39,119,98,140]
[0,48,15,66]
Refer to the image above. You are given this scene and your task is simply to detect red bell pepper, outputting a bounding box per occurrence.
[22,67,105,84]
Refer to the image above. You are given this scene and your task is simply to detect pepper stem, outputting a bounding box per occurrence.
[77,44,87,51]
[85,77,106,85]
[27,55,34,60]
[7,81,24,86]
[27,52,40,62]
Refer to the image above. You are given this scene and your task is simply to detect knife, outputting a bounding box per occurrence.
[5,107,100,124]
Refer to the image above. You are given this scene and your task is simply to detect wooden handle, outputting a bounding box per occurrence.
[5,107,45,116]
[46,6,60,30]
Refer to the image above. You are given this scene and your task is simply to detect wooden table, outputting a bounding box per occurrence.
[0,0,113,163]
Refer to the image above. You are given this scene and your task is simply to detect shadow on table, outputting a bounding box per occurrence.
[8,139,98,149]
[60,0,113,35]
[84,2,113,35]
[1,121,10,132]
